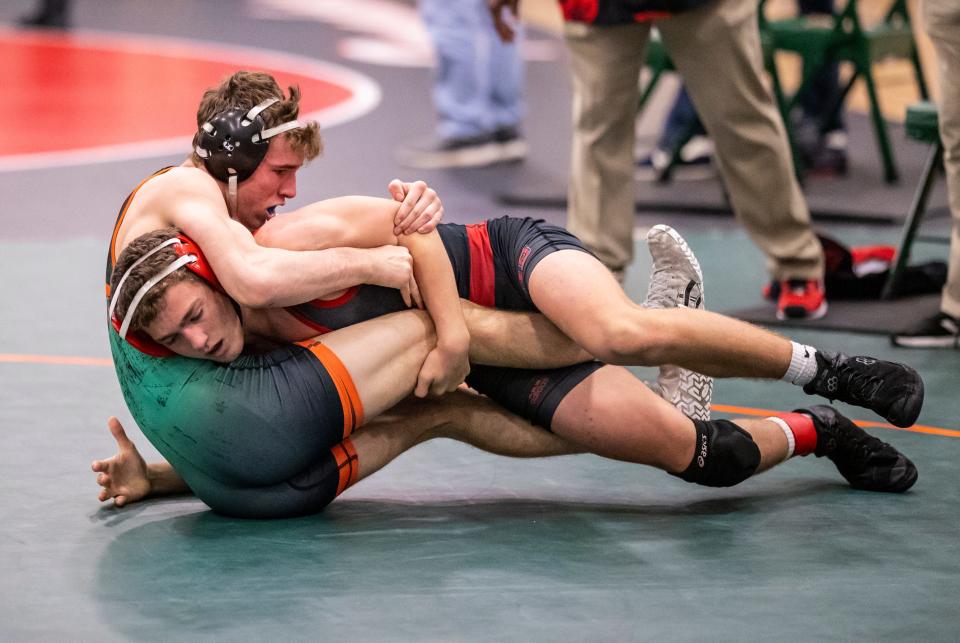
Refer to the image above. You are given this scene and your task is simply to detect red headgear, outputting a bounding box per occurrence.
[109,234,224,356]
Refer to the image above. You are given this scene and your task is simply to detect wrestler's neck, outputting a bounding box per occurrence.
[236,307,279,355]
[241,306,304,344]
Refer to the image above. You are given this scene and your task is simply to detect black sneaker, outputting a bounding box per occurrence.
[395,134,502,169]
[491,126,528,163]
[803,350,924,428]
[19,7,70,29]
[797,405,918,492]
[891,312,960,349]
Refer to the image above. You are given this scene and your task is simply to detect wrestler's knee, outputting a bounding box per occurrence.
[673,419,761,488]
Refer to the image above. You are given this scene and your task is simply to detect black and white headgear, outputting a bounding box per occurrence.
[194,98,303,213]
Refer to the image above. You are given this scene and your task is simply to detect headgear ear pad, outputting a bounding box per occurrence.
[195,107,270,183]
[110,235,226,357]
[173,236,223,291]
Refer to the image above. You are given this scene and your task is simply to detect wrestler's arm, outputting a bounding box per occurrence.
[402,226,471,395]
[260,196,471,396]
[151,169,417,307]
[257,198,594,369]
[92,418,191,506]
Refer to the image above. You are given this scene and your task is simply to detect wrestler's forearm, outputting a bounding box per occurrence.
[400,230,469,353]
[146,462,192,497]
[253,198,424,306]
[461,301,594,368]
[268,197,470,360]
[194,224,392,307]
[259,197,399,250]
[167,182,394,307]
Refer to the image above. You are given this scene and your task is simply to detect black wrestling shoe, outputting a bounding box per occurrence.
[891,312,960,349]
[802,350,924,428]
[797,405,918,493]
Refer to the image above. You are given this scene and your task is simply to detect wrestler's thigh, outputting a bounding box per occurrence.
[319,309,435,419]
[527,249,636,343]
[550,365,695,472]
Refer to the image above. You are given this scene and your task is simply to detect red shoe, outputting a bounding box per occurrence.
[776,279,827,320]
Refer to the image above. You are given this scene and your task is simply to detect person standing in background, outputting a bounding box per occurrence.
[491,0,828,321]
[892,0,960,348]
[19,0,70,28]
[640,0,849,181]
[396,0,528,169]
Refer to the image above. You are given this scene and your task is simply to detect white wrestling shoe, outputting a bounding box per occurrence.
[643,224,714,421]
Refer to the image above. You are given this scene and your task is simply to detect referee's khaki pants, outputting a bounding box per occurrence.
[564,0,824,280]
[924,0,960,318]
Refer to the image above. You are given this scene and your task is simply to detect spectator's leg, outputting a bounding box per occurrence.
[659,0,824,282]
[924,0,960,319]
[563,21,650,273]
[486,1,524,135]
[421,0,492,140]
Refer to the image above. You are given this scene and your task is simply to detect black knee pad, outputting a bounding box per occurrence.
[674,419,761,488]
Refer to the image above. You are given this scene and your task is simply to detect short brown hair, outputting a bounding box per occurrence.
[191,70,322,165]
[110,227,204,333]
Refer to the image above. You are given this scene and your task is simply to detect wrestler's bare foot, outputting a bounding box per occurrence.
[643,225,714,420]
[92,417,153,507]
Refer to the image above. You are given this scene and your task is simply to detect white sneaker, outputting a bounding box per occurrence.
[643,224,714,421]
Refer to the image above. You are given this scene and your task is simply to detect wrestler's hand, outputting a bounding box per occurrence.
[388,179,444,235]
[91,417,151,507]
[367,245,423,308]
[415,345,471,398]
[489,0,520,42]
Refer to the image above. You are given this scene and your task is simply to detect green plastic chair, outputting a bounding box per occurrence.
[759,0,929,183]
[882,101,943,299]
[637,24,800,183]
[638,29,673,111]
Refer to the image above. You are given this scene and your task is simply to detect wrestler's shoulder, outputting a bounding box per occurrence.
[140,166,220,198]
[120,167,224,243]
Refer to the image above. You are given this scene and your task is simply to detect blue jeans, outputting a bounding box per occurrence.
[656,86,704,151]
[420,0,524,139]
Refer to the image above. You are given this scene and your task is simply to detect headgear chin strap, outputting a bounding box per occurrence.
[109,235,223,357]
[194,97,303,216]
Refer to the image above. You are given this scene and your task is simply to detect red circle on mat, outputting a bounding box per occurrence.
[0,29,377,158]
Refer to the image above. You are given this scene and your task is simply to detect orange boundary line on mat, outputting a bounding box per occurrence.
[0,353,957,437]
[713,404,960,439]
